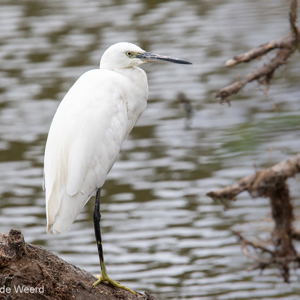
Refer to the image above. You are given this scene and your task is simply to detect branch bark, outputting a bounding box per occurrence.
[207,153,300,202]
[216,0,300,104]
[207,153,300,282]
[0,229,157,300]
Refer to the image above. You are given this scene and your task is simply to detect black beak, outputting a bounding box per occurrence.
[136,52,192,65]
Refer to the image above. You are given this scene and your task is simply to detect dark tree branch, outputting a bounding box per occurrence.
[216,0,300,104]
[207,153,300,202]
[207,153,300,282]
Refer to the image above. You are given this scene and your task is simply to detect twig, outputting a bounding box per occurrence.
[225,34,296,68]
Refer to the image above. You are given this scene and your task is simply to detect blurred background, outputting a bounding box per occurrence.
[0,0,300,299]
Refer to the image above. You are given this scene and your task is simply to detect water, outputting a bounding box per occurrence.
[1,0,300,299]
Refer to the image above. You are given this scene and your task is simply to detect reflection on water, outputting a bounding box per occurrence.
[1,0,300,299]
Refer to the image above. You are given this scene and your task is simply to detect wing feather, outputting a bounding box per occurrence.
[44,69,129,234]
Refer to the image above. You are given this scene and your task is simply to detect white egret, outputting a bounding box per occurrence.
[44,42,192,295]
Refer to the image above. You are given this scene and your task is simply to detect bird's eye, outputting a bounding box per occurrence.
[126,51,132,57]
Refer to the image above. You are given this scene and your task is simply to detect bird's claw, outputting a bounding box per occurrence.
[90,274,136,295]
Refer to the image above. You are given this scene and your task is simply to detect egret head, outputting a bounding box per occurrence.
[100,42,192,71]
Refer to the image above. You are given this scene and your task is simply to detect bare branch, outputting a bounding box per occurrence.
[207,153,300,282]
[207,153,300,202]
[216,0,300,103]
[225,34,296,68]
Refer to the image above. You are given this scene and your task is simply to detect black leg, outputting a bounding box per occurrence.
[90,187,136,294]
[90,187,107,292]
[94,187,105,266]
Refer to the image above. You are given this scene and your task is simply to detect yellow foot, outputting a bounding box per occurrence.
[91,274,136,295]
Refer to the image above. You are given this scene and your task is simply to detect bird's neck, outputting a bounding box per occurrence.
[118,67,149,134]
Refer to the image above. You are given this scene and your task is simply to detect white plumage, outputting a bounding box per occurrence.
[44,42,192,236]
[44,43,148,234]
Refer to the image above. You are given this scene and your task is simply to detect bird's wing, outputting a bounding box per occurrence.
[44,69,129,234]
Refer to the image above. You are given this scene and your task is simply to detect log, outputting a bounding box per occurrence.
[0,229,157,300]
